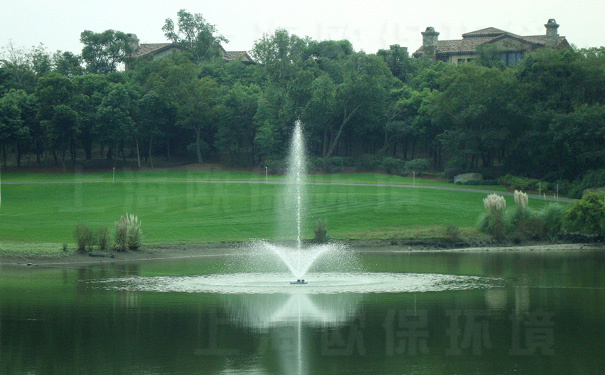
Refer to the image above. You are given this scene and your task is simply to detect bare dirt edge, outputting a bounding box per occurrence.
[1,241,603,267]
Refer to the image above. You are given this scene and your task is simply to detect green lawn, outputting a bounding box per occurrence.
[0,170,554,255]
[2,170,507,190]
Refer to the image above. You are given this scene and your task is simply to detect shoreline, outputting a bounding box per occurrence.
[1,241,602,267]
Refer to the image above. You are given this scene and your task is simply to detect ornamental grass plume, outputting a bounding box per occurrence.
[126,213,142,250]
[114,213,142,251]
[479,193,508,239]
[514,190,529,210]
[483,193,506,214]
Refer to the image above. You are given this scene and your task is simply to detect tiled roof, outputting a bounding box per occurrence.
[523,35,567,46]
[130,43,253,63]
[414,27,568,57]
[130,43,174,58]
[462,27,510,38]
[223,50,251,61]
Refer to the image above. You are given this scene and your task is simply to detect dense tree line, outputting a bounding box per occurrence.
[1,10,605,187]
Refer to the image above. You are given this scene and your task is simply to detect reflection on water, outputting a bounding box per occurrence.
[1,251,605,375]
[224,294,362,329]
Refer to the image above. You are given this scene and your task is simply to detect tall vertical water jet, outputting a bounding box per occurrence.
[287,120,306,249]
[242,120,360,280]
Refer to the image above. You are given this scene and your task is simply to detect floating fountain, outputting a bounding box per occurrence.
[95,120,502,293]
[246,120,358,282]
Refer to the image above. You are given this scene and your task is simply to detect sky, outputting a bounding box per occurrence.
[1,0,604,58]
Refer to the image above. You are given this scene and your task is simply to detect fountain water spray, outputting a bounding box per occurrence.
[288,120,306,249]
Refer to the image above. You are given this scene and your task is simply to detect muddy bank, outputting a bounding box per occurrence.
[1,240,602,267]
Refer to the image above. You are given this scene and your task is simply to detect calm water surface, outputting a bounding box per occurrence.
[1,250,604,374]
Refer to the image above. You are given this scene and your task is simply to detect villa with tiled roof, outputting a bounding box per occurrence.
[413,19,570,66]
[125,33,254,68]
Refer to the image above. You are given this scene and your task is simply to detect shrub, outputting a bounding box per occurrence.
[498,174,549,191]
[457,179,498,186]
[568,169,605,198]
[507,205,535,239]
[354,154,381,171]
[562,192,605,236]
[380,157,406,175]
[441,167,463,180]
[478,194,509,240]
[445,157,468,170]
[114,218,128,252]
[264,159,287,175]
[74,224,94,253]
[314,218,329,243]
[97,226,110,250]
[538,204,564,238]
[312,157,345,173]
[445,224,461,241]
[404,158,431,175]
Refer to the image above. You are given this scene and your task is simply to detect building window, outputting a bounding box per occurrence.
[499,52,523,66]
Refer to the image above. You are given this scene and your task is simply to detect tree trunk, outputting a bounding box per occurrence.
[120,141,126,163]
[84,138,92,160]
[166,137,171,163]
[134,136,141,168]
[148,135,154,168]
[17,142,22,167]
[61,146,66,171]
[36,141,41,165]
[195,128,203,164]
[325,104,361,157]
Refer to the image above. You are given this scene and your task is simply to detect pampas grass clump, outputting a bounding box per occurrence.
[479,194,509,239]
[114,213,142,251]
[514,190,528,210]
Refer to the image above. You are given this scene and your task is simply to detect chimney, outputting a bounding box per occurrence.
[421,27,439,57]
[126,33,140,51]
[544,19,559,47]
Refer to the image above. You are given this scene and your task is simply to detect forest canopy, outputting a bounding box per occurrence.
[1,10,605,192]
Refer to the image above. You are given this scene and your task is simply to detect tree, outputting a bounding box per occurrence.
[474,44,506,69]
[377,44,415,83]
[162,9,228,64]
[0,41,37,92]
[45,104,79,168]
[0,90,27,166]
[215,83,261,166]
[427,64,517,168]
[323,52,392,157]
[36,72,78,167]
[137,90,170,167]
[175,77,219,163]
[53,51,83,77]
[96,82,140,162]
[73,74,110,160]
[5,89,37,166]
[80,30,133,74]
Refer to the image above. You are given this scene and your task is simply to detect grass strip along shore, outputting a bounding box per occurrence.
[0,170,562,257]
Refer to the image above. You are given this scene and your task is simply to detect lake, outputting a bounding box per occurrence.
[1,249,604,374]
